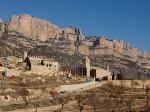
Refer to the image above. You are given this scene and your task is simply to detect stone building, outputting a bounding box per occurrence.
[28,56,59,76]
[82,57,112,81]
[41,59,59,74]
[90,67,112,81]
[82,56,90,77]
[22,51,59,76]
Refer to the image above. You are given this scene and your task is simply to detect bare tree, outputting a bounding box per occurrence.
[125,98,132,111]
[102,81,129,111]
[49,90,59,103]
[85,92,106,112]
[130,80,139,91]
[145,85,150,107]
[34,102,39,112]
[57,96,68,112]
[54,92,70,112]
[16,88,30,106]
[75,94,85,112]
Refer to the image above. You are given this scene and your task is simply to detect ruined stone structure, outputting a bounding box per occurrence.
[22,51,59,76]
[28,56,59,76]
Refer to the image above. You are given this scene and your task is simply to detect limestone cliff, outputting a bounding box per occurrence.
[91,36,147,58]
[6,14,60,41]
[6,14,85,42]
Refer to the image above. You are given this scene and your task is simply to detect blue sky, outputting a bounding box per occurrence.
[0,0,150,53]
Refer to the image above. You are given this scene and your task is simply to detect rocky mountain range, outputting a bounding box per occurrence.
[0,14,150,79]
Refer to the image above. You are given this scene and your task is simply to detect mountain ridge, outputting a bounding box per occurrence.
[0,14,150,72]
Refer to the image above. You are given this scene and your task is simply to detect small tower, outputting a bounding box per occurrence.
[82,56,90,77]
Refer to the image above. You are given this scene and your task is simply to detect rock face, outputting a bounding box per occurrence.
[87,36,142,58]
[6,14,60,41]
[6,14,85,42]
[61,28,84,41]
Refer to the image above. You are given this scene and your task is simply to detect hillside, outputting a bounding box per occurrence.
[0,14,150,79]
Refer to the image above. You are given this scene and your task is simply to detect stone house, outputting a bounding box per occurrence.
[90,67,112,81]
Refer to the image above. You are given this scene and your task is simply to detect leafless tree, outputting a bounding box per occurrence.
[75,94,85,112]
[130,80,139,91]
[49,90,59,103]
[125,98,132,111]
[102,81,132,111]
[54,92,70,112]
[34,102,39,112]
[85,92,97,112]
[85,92,107,112]
[16,88,30,106]
[57,96,68,112]
[145,85,150,107]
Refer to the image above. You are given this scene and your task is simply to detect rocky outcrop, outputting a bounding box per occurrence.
[89,36,145,58]
[79,45,89,55]
[6,14,85,42]
[84,36,150,69]
[6,14,61,41]
[60,27,85,42]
